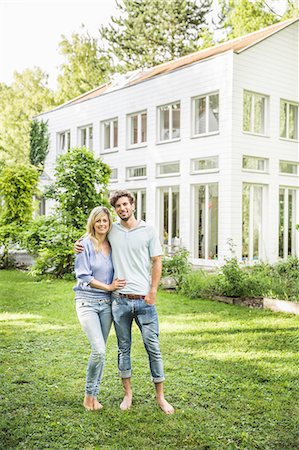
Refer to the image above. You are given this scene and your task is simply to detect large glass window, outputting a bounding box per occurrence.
[280,100,298,140]
[78,125,93,150]
[57,130,71,154]
[102,118,118,151]
[158,102,180,142]
[159,187,180,253]
[242,184,263,261]
[243,91,267,135]
[194,184,218,259]
[279,188,297,258]
[279,161,298,175]
[131,190,146,221]
[128,111,147,147]
[193,92,219,136]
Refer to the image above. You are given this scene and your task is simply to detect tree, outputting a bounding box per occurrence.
[56,26,112,104]
[23,147,112,277]
[218,0,299,39]
[29,119,49,169]
[0,68,55,165]
[0,164,39,267]
[100,0,213,72]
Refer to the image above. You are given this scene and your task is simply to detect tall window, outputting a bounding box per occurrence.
[57,130,70,154]
[193,93,219,136]
[194,184,218,259]
[279,188,297,258]
[243,91,267,135]
[128,111,147,147]
[159,187,180,253]
[102,118,118,151]
[242,184,263,261]
[78,125,93,150]
[280,100,298,140]
[131,190,146,221]
[158,102,180,142]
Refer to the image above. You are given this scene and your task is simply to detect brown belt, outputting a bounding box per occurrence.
[119,293,146,300]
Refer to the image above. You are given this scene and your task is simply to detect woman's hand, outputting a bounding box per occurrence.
[74,240,84,254]
[109,278,126,291]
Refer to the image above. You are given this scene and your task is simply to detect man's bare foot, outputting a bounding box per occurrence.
[93,398,103,410]
[83,395,94,411]
[157,397,175,415]
[120,394,132,411]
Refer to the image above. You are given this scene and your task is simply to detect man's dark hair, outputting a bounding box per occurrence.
[110,190,135,208]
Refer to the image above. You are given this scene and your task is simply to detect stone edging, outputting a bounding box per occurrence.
[213,295,299,315]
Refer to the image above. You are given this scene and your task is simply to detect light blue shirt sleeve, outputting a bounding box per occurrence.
[149,226,162,257]
[75,240,94,285]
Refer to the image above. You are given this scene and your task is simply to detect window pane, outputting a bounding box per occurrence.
[60,133,65,151]
[289,104,298,140]
[113,120,118,147]
[89,126,93,150]
[172,190,180,238]
[81,128,87,146]
[208,184,218,259]
[280,101,287,138]
[163,191,169,243]
[131,115,138,145]
[193,157,218,171]
[243,92,252,132]
[198,185,206,258]
[159,162,180,175]
[279,161,298,174]
[253,186,262,259]
[195,97,206,134]
[242,184,250,259]
[111,168,118,180]
[160,106,170,141]
[279,188,284,258]
[172,103,180,138]
[209,94,219,132]
[141,112,147,142]
[243,156,266,171]
[254,95,265,134]
[104,122,110,149]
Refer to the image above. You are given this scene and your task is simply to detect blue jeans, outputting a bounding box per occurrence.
[75,296,112,397]
[112,295,165,383]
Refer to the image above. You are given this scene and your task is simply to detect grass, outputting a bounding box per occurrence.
[0,270,299,450]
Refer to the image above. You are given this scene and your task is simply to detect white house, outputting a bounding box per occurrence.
[38,18,299,266]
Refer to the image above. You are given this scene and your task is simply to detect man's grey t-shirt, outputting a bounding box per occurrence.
[108,221,162,295]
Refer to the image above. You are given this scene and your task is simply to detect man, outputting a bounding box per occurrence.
[77,190,174,415]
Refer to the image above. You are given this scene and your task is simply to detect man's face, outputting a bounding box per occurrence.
[114,196,135,222]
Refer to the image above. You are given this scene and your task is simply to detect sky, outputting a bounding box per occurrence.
[0,0,289,90]
[0,0,117,88]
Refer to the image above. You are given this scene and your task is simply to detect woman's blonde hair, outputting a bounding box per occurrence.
[86,206,113,252]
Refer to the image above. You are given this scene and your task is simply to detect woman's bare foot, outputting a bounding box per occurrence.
[120,394,132,410]
[93,398,103,410]
[157,397,175,415]
[83,395,94,410]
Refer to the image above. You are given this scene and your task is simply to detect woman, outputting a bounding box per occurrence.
[74,206,126,411]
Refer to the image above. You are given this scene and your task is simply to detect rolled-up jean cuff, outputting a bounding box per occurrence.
[119,369,132,379]
[151,376,165,383]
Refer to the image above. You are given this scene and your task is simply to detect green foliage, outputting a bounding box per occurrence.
[23,147,111,277]
[46,147,111,229]
[100,0,213,72]
[0,69,55,165]
[0,164,39,268]
[56,26,112,104]
[162,247,191,285]
[179,270,220,299]
[29,119,49,168]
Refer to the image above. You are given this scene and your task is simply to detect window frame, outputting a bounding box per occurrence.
[127,110,147,149]
[78,124,93,150]
[191,156,219,174]
[101,117,119,154]
[157,101,181,143]
[279,160,299,176]
[191,91,220,137]
[280,99,299,141]
[126,165,147,180]
[57,129,71,155]
[156,161,180,178]
[242,90,269,137]
[242,155,269,173]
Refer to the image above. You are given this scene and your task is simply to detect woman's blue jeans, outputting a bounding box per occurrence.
[76,296,112,397]
[112,295,165,383]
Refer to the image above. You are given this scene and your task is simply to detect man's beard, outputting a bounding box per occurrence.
[120,211,133,222]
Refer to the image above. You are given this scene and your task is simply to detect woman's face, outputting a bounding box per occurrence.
[94,213,110,237]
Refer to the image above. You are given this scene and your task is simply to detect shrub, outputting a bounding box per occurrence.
[162,248,191,286]
[180,270,220,299]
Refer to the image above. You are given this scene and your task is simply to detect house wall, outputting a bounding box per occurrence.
[41,21,298,265]
[231,21,299,263]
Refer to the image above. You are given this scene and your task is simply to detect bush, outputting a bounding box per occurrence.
[162,248,191,286]
[180,270,220,299]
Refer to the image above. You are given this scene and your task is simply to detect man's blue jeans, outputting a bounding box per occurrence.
[76,296,112,397]
[112,295,165,383]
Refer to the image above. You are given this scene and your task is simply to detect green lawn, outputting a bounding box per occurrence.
[1,270,299,450]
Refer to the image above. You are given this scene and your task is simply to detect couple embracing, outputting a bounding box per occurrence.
[74,190,174,415]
